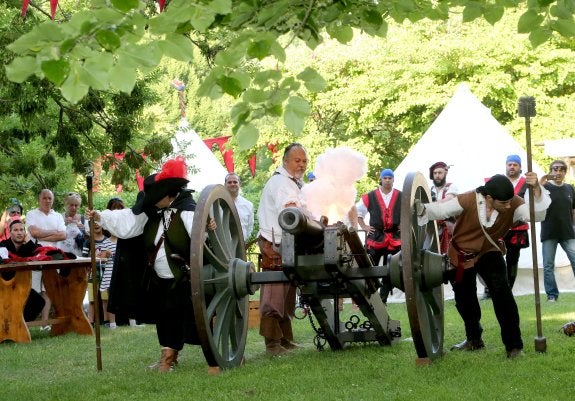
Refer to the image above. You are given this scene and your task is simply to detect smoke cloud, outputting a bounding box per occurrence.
[302,146,367,223]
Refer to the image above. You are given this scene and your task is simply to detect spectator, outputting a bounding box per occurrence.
[356,168,401,304]
[82,220,117,328]
[0,198,24,241]
[26,189,66,331]
[0,219,44,321]
[58,192,86,256]
[224,173,254,241]
[540,160,575,302]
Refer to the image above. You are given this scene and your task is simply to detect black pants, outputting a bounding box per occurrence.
[504,244,521,290]
[367,247,399,304]
[449,251,523,352]
[149,273,199,351]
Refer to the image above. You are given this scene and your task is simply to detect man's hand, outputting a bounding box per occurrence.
[414,199,426,216]
[525,171,542,198]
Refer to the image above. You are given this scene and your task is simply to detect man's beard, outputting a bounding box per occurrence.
[433,177,446,187]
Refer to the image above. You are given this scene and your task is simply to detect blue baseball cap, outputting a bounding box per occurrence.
[380,169,394,179]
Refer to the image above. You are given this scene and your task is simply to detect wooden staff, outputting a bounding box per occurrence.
[518,96,546,353]
[86,172,103,370]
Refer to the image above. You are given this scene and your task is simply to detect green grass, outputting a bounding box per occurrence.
[2,294,575,401]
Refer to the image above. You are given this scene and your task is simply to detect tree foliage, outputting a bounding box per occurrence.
[0,1,174,208]
[6,0,575,150]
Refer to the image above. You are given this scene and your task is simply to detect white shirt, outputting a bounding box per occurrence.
[26,208,66,247]
[430,183,458,202]
[99,207,195,279]
[355,188,395,218]
[257,166,304,243]
[235,195,254,240]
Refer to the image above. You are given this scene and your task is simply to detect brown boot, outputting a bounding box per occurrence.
[279,318,300,350]
[148,348,179,372]
[265,338,290,356]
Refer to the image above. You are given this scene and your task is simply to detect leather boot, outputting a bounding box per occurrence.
[279,318,300,350]
[265,338,289,356]
[148,347,179,372]
[261,316,289,356]
[450,338,485,351]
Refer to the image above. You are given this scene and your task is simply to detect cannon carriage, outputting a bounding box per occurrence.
[188,172,450,370]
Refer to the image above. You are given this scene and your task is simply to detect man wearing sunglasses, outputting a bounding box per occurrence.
[539,160,575,302]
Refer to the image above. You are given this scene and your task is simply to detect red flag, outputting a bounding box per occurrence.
[21,0,30,17]
[50,0,58,20]
[158,0,166,11]
[248,155,256,177]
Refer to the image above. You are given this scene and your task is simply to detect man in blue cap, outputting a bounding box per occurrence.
[356,168,401,303]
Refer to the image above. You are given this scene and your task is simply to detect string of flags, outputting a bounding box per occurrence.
[21,0,166,19]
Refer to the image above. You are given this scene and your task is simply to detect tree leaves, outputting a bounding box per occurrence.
[284,96,310,135]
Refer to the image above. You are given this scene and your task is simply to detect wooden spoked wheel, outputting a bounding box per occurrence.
[190,184,255,369]
[400,172,445,361]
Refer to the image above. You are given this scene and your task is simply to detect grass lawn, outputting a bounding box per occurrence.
[1,293,574,401]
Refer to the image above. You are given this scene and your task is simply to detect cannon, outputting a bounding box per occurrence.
[188,172,450,370]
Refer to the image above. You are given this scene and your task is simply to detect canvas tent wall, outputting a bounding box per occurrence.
[171,119,229,193]
[392,83,568,270]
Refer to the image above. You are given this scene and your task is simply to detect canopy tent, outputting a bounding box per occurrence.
[171,119,229,193]
[392,83,568,272]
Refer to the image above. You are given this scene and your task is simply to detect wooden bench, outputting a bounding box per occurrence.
[0,259,93,343]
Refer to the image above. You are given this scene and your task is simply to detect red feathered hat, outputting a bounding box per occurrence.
[132,156,189,214]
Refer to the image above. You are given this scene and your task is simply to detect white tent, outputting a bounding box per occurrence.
[171,119,228,193]
[392,83,568,273]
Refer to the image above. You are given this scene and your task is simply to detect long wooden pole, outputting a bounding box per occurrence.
[86,173,103,370]
[518,96,546,353]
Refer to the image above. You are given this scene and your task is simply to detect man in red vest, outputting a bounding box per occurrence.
[482,154,529,300]
[357,169,401,303]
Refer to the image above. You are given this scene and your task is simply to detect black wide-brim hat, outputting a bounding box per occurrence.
[131,157,190,215]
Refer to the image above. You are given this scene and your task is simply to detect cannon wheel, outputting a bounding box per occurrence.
[401,172,444,361]
[190,184,249,369]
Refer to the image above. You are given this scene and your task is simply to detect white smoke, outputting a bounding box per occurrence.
[302,146,367,223]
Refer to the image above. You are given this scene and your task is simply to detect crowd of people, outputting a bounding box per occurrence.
[2,145,573,370]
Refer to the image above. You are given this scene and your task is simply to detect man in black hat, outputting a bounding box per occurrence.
[416,171,550,358]
[86,157,210,372]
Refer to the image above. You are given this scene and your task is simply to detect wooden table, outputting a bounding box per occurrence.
[0,259,93,343]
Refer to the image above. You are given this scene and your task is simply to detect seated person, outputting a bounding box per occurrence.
[0,220,44,321]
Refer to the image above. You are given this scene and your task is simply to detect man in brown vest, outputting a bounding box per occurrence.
[416,172,550,358]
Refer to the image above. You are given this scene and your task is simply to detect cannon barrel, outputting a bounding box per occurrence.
[279,207,324,236]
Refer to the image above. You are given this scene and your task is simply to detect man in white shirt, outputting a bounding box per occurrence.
[26,188,66,330]
[257,143,308,356]
[429,161,458,254]
[224,173,254,241]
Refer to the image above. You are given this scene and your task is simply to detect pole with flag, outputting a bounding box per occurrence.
[517,96,546,353]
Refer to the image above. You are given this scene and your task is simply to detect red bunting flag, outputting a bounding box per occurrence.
[50,0,58,20]
[21,0,30,17]
[158,0,166,11]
